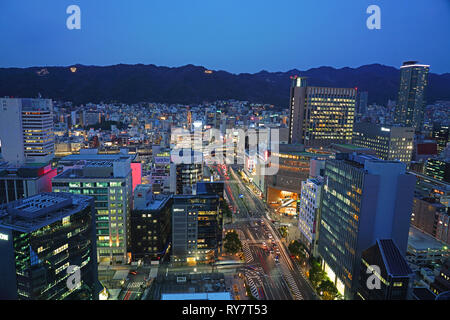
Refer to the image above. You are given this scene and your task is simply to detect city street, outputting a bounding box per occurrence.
[217,163,318,300]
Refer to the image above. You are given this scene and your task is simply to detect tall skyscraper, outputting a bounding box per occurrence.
[0,98,55,165]
[317,153,416,299]
[356,91,368,115]
[0,192,100,300]
[288,76,356,147]
[394,61,430,131]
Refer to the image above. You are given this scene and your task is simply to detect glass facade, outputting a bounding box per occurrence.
[395,63,429,131]
[318,159,364,298]
[0,194,99,300]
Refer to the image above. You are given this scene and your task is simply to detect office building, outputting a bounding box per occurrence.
[394,61,430,131]
[425,158,450,183]
[0,193,100,300]
[412,197,449,245]
[130,185,172,263]
[52,158,133,264]
[432,123,449,155]
[266,144,331,215]
[357,239,414,300]
[171,194,221,263]
[0,162,57,204]
[410,171,450,207]
[356,91,368,115]
[288,76,356,146]
[298,176,323,256]
[352,123,414,163]
[170,150,203,195]
[317,153,416,299]
[0,98,54,165]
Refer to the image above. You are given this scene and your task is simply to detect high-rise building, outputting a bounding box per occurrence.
[394,61,430,131]
[288,76,356,146]
[356,91,368,115]
[317,153,416,299]
[52,158,133,264]
[0,192,100,300]
[356,239,414,300]
[0,98,54,165]
[352,123,414,164]
[298,176,323,257]
[171,194,221,263]
[130,185,172,263]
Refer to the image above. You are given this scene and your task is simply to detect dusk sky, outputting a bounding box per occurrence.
[1,0,449,74]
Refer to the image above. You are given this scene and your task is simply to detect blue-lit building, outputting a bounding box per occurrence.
[317,153,416,299]
[0,192,100,300]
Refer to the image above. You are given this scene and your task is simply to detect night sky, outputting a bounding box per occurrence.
[0,0,449,74]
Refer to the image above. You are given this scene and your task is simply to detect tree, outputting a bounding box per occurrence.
[309,260,326,289]
[279,226,288,238]
[318,279,340,300]
[220,200,232,219]
[288,240,307,261]
[224,231,242,255]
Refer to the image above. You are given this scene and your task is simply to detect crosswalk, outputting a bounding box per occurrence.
[242,241,254,263]
[282,271,303,300]
[247,277,259,299]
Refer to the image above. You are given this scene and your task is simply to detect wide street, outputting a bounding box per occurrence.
[216,163,318,300]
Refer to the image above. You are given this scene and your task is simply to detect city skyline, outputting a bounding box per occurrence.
[0,1,449,304]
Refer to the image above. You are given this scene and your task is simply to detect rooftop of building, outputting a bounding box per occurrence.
[54,166,128,180]
[408,226,449,251]
[135,194,172,211]
[0,162,54,178]
[378,239,413,277]
[0,192,92,233]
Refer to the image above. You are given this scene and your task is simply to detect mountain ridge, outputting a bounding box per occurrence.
[0,63,449,108]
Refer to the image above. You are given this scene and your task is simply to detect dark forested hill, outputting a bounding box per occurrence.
[1,63,449,108]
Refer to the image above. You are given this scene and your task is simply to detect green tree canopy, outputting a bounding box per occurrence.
[288,240,307,260]
[224,231,242,254]
[318,279,340,300]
